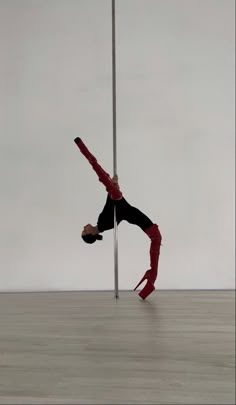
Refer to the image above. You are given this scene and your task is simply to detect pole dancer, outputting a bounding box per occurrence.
[74,137,162,300]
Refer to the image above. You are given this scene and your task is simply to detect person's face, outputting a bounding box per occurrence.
[82,224,94,236]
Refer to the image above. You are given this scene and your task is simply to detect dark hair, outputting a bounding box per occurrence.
[82,233,103,244]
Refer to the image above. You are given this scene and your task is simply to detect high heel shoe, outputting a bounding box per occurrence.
[139,281,155,300]
[134,270,150,291]
[134,270,156,300]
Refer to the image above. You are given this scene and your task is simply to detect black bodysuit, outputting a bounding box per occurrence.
[97,194,153,233]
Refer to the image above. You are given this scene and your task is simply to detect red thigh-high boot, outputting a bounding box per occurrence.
[134,224,162,299]
[74,137,122,200]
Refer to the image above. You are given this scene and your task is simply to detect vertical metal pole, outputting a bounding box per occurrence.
[112,0,119,299]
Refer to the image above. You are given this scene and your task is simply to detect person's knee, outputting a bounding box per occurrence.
[145,224,162,242]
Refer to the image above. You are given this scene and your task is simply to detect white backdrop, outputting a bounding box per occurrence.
[0,0,234,291]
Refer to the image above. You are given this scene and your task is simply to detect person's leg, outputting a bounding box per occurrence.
[134,223,162,299]
[122,203,162,299]
[122,203,153,231]
[74,137,122,200]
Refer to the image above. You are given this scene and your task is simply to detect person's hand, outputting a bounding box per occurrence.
[111,174,118,182]
[111,175,120,189]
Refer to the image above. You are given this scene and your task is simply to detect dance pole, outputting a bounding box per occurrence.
[112,0,119,299]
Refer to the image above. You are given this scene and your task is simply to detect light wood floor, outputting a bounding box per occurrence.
[0,290,235,404]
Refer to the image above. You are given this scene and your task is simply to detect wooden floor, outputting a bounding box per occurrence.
[0,291,235,404]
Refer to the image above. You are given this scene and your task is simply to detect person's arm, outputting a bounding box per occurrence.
[111,175,120,189]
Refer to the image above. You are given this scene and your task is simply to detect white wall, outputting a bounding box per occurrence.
[0,0,234,291]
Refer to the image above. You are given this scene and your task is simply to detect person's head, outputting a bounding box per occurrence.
[81,224,103,244]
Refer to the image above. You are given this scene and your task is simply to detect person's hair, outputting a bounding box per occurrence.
[82,233,103,244]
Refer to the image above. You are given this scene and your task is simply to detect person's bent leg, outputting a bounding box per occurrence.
[123,204,162,299]
[139,224,162,298]
[74,137,122,200]
[133,223,162,299]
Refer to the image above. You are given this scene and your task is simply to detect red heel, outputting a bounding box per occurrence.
[134,269,156,300]
[139,282,155,300]
[134,270,149,291]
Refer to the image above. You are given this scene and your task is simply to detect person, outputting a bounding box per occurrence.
[74,137,162,300]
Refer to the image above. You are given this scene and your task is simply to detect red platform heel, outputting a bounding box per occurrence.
[134,270,155,300]
[139,282,155,300]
